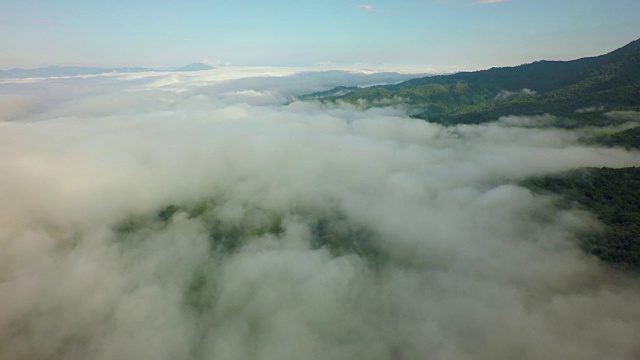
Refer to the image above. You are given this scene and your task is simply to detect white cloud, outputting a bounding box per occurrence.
[1,70,640,359]
[495,88,536,99]
[357,4,375,11]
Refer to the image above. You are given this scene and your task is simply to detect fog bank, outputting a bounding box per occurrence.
[1,70,640,360]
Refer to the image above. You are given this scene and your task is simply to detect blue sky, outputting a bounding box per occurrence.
[1,0,639,69]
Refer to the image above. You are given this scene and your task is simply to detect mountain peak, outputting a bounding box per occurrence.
[175,63,215,72]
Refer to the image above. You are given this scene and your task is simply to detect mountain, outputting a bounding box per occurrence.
[0,63,215,78]
[523,167,640,270]
[308,38,640,125]
[175,63,215,72]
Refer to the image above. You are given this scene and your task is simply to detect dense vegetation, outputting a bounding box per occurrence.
[305,38,640,126]
[522,167,640,270]
[591,126,640,149]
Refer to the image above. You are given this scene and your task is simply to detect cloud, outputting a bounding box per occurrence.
[357,4,375,11]
[495,88,536,99]
[1,69,640,359]
[479,0,510,3]
[606,110,640,123]
[0,94,41,121]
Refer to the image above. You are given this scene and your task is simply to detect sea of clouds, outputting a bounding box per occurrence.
[1,68,640,360]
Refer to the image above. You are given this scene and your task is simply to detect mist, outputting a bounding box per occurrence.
[1,69,640,360]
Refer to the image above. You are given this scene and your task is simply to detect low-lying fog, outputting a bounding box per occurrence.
[1,69,639,360]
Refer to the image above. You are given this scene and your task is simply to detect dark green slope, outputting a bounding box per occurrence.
[394,37,640,93]
[310,38,640,125]
[592,126,640,149]
[523,167,640,270]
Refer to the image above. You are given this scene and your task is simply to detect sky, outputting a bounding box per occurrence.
[1,0,640,71]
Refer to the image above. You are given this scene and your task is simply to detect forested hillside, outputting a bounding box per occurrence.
[592,126,640,149]
[523,167,640,270]
[306,38,640,126]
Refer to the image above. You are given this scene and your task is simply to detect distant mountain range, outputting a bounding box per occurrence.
[174,63,215,72]
[307,38,640,125]
[0,63,214,79]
